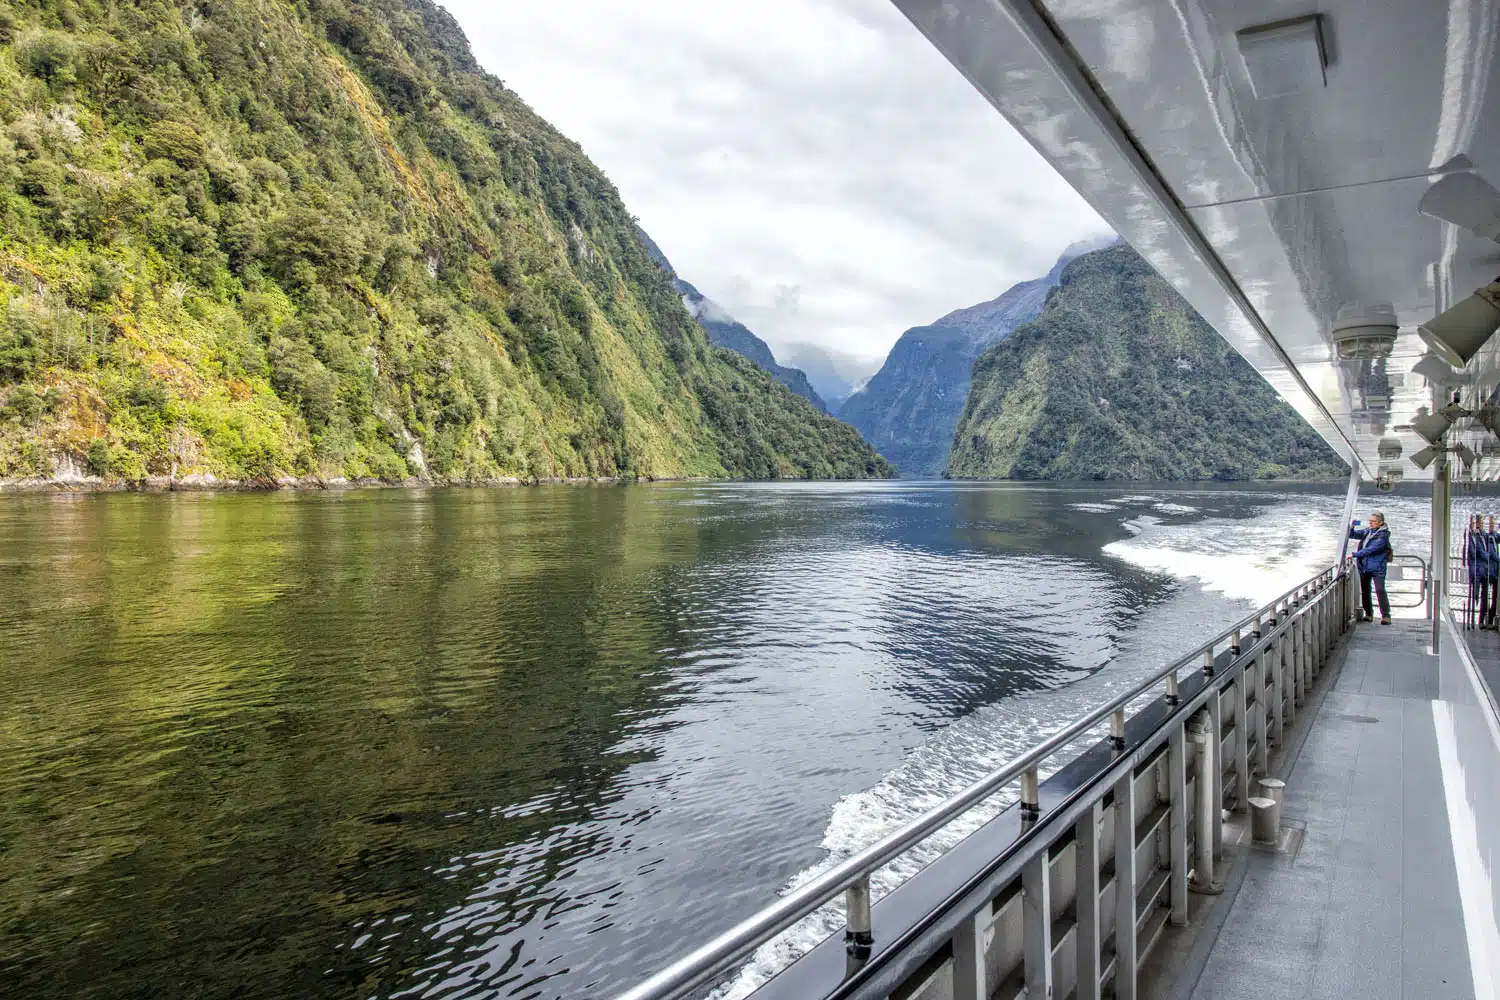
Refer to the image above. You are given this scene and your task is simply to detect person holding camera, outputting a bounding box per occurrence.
[1349,511,1392,625]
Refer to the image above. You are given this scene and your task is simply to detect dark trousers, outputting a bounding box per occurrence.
[1360,570,1389,620]
[1482,576,1493,626]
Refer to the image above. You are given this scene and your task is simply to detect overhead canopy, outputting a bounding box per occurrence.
[893,0,1500,482]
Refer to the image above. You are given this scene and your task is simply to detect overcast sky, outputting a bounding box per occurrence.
[441,0,1110,367]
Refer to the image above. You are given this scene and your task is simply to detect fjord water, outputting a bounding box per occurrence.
[1,482,1397,999]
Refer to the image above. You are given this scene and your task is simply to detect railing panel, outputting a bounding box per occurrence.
[612,569,1351,1000]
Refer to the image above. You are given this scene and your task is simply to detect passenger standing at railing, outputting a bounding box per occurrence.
[1487,515,1500,630]
[1470,515,1482,626]
[1349,512,1392,625]
[1466,514,1487,630]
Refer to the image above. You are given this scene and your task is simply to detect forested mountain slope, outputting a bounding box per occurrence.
[0,0,890,484]
[948,245,1345,481]
[636,229,826,410]
[840,239,1106,477]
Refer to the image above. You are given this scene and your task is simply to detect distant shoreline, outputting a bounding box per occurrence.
[0,474,703,494]
[0,473,1351,494]
[0,473,916,494]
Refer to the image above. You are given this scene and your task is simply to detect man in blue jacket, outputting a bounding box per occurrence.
[1349,511,1392,624]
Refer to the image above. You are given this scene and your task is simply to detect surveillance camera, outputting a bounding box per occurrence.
[1377,476,1395,492]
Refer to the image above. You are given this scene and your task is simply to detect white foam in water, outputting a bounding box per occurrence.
[710,491,1430,998]
[1104,499,1342,606]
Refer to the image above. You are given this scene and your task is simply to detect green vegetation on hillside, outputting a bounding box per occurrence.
[948,245,1345,481]
[0,0,890,483]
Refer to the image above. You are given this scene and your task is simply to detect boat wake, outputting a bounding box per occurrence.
[709,491,1356,998]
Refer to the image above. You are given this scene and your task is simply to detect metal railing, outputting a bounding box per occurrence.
[615,565,1354,1000]
[1383,554,1429,610]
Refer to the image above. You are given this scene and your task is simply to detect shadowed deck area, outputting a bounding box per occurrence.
[1171,619,1475,999]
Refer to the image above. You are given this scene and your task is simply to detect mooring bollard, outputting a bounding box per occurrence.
[1250,796,1280,844]
[1257,776,1286,806]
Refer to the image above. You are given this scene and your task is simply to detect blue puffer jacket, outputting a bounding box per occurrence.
[1349,525,1391,576]
[1469,531,1492,582]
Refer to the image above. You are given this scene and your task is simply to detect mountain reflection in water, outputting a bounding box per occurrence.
[2,481,1407,1000]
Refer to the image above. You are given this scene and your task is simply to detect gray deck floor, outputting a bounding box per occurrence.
[1183,619,1475,999]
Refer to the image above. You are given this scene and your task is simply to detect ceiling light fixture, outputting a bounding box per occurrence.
[1377,437,1403,460]
[1419,278,1500,367]
[1330,303,1399,360]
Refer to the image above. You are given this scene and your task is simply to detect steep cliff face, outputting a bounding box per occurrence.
[948,245,1345,481]
[0,0,889,484]
[637,229,826,411]
[840,239,1108,477]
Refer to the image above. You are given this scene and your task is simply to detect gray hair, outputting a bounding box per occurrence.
[1371,510,1385,523]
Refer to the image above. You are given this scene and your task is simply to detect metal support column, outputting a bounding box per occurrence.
[1167,724,1188,924]
[1022,849,1053,999]
[952,907,987,1000]
[1234,670,1250,811]
[1432,455,1450,652]
[1113,771,1138,1000]
[1074,801,1102,1000]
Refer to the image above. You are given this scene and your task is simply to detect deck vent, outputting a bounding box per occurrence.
[1377,437,1402,460]
[1237,15,1328,99]
[1331,303,1398,360]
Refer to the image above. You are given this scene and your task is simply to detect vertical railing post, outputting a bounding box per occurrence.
[1075,801,1102,1000]
[952,907,987,1000]
[1021,765,1040,824]
[1023,849,1053,999]
[845,875,872,969]
[1234,662,1250,810]
[1167,722,1188,925]
[1111,707,1127,750]
[1113,770,1138,1000]
[1188,710,1218,892]
[1207,683,1224,859]
[1254,643,1270,775]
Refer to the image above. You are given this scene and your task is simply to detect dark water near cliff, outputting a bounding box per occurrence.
[0,481,1387,1000]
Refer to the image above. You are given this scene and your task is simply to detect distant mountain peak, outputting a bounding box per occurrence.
[636,231,828,412]
[841,238,1107,476]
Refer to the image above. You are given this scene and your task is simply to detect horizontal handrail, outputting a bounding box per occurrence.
[613,564,1346,1000]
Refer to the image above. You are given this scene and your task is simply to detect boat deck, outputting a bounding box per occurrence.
[1170,619,1474,999]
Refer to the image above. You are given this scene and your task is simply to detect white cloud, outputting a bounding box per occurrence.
[440,0,1110,364]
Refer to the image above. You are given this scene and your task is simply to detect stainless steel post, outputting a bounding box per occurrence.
[845,875,872,965]
[1074,801,1103,1000]
[1432,455,1450,652]
[1022,849,1053,999]
[1234,668,1250,810]
[1021,765,1040,823]
[1167,723,1188,925]
[1188,711,1219,892]
[951,908,987,1000]
[1113,770,1138,999]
